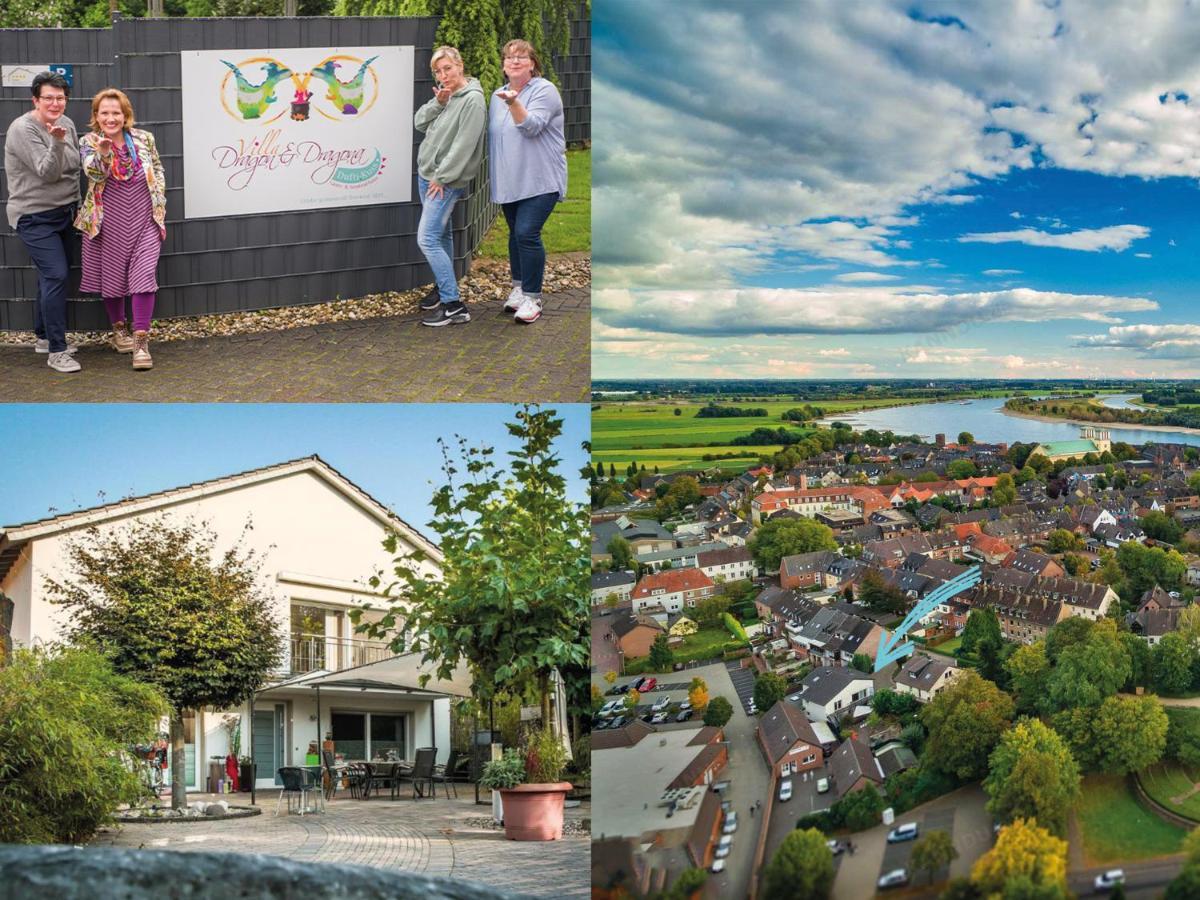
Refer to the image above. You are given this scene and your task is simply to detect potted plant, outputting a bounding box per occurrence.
[238,755,255,791]
[480,730,572,841]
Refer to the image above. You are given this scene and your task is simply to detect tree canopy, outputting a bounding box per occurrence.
[984,719,1080,837]
[748,517,838,573]
[971,818,1069,898]
[922,670,1014,781]
[761,828,834,900]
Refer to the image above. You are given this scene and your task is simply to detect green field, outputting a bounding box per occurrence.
[1075,774,1187,863]
[1141,762,1200,821]
[590,396,935,474]
[478,149,590,257]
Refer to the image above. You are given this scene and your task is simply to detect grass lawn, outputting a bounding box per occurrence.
[477,148,589,258]
[591,444,786,475]
[1075,774,1187,864]
[1141,762,1200,821]
[928,636,963,656]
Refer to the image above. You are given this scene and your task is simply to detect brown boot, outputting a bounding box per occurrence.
[132,330,152,370]
[110,320,135,353]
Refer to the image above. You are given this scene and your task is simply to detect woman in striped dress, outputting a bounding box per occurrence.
[75,88,166,370]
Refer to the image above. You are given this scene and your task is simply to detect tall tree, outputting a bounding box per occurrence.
[972,819,1069,898]
[1044,619,1130,711]
[703,696,733,727]
[1005,642,1051,716]
[688,676,709,711]
[47,518,283,810]
[1154,631,1197,695]
[910,829,959,885]
[922,670,1015,781]
[748,517,837,573]
[606,535,632,570]
[1054,694,1167,774]
[753,671,787,712]
[359,406,589,730]
[761,828,835,900]
[858,569,909,616]
[992,473,1017,506]
[984,719,1080,837]
[960,608,1002,657]
[648,633,673,671]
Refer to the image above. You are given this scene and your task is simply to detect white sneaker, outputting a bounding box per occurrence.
[503,285,525,311]
[514,296,542,323]
[34,339,78,354]
[47,351,81,373]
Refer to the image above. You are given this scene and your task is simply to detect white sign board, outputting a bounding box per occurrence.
[180,46,414,219]
[2,65,49,89]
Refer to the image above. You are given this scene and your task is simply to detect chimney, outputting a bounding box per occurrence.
[936,433,946,447]
[799,473,808,491]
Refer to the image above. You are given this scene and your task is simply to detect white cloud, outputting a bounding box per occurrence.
[957,224,1150,252]
[1009,211,1023,219]
[834,272,903,282]
[594,286,1157,337]
[1075,323,1200,358]
[1135,252,1152,258]
[982,268,1022,276]
[818,347,852,356]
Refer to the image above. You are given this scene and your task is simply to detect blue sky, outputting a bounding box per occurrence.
[0,404,590,528]
[592,1,1200,380]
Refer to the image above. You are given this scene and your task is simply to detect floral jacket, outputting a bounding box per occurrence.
[74,128,166,240]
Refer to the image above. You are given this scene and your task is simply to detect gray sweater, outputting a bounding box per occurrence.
[4,111,81,229]
[414,78,487,190]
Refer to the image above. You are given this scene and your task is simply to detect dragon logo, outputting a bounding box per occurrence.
[219,54,381,123]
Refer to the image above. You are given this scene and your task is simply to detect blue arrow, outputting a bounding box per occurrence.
[874,565,982,672]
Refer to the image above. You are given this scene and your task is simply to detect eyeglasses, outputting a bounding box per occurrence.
[37,95,67,103]
[504,55,530,62]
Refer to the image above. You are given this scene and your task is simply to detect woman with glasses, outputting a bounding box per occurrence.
[415,46,487,328]
[75,88,167,370]
[488,39,568,324]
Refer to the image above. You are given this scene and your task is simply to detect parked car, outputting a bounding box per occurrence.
[711,780,730,794]
[887,823,919,843]
[877,869,908,890]
[816,777,830,794]
[778,780,793,802]
[642,677,658,692]
[607,683,626,695]
[826,839,844,856]
[679,700,692,711]
[787,693,802,702]
[609,715,626,729]
[650,711,669,724]
[710,858,725,874]
[722,811,738,834]
[599,700,621,716]
[651,696,670,712]
[592,717,611,730]
[676,709,693,722]
[1094,870,1125,892]
[714,835,733,859]
[747,699,757,714]
[631,676,647,692]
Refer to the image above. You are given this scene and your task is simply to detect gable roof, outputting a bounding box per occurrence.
[758,700,823,766]
[0,455,440,581]
[631,567,715,598]
[798,666,874,706]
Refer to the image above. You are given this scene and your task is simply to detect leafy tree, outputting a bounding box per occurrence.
[48,518,283,810]
[911,829,959,885]
[960,608,1002,657]
[623,688,641,711]
[754,671,787,712]
[1054,694,1167,774]
[1042,615,1093,663]
[922,670,1014,781]
[359,407,588,735]
[850,653,872,673]
[971,819,1068,898]
[947,459,978,479]
[958,432,975,446]
[1165,865,1200,900]
[1060,553,1088,577]
[1117,541,1187,599]
[648,633,673,671]
[858,568,908,616]
[1005,642,1050,716]
[761,828,834,900]
[1044,619,1130,711]
[748,517,838,573]
[939,878,983,900]
[661,867,707,900]
[984,719,1080,836]
[977,634,1012,690]
[1155,631,1197,694]
[695,594,732,629]
[607,535,633,570]
[1165,709,1200,766]
[603,670,617,686]
[991,473,1017,506]
[688,676,709,711]
[832,783,885,830]
[872,689,920,718]
[655,476,702,520]
[703,696,733,727]
[673,408,682,417]
[0,647,166,843]
[1142,510,1184,545]
[1047,529,1083,554]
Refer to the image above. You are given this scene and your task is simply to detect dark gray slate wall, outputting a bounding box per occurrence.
[0,10,589,330]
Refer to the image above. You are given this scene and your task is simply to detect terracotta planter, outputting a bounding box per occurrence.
[498,782,573,841]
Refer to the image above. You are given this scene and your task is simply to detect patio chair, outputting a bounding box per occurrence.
[275,767,322,816]
[431,749,461,799]
[408,747,437,800]
[344,762,367,800]
[322,750,343,801]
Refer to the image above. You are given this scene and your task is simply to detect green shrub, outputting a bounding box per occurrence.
[723,612,748,641]
[0,647,166,844]
[830,783,885,831]
[479,748,526,790]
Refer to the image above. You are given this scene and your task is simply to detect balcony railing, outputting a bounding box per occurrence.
[289,632,397,675]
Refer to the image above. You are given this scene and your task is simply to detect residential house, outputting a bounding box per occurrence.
[592,516,675,564]
[792,666,875,724]
[630,568,717,615]
[1004,549,1065,579]
[757,700,825,781]
[592,570,637,607]
[696,545,757,583]
[862,533,933,568]
[779,550,842,590]
[828,735,885,800]
[0,456,463,790]
[1129,585,1188,646]
[893,654,958,703]
[611,613,667,661]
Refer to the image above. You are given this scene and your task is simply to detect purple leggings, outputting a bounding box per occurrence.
[103,293,155,332]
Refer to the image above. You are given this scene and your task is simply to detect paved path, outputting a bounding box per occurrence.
[0,287,589,403]
[92,791,589,898]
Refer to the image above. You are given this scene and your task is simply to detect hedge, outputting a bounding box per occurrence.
[723,612,749,642]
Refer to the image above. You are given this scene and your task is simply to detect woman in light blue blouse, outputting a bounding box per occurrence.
[488,39,568,324]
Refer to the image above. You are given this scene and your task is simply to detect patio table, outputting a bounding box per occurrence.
[357,761,413,800]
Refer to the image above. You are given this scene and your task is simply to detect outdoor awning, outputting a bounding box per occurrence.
[258,652,473,699]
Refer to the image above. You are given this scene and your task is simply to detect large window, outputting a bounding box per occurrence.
[331,711,406,761]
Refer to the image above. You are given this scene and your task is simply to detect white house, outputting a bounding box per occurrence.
[792,666,875,723]
[892,655,958,703]
[0,456,470,792]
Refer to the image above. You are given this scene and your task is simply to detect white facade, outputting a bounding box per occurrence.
[0,457,459,790]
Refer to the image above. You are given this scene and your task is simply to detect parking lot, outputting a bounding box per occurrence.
[763,762,835,865]
[726,659,758,714]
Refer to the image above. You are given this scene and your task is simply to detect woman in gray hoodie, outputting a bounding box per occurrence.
[414,46,486,327]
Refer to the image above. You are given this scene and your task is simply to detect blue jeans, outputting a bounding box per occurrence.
[16,203,76,353]
[416,175,465,304]
[501,192,558,295]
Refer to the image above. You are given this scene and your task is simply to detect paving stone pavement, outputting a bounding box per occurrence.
[92,792,589,899]
[0,287,589,403]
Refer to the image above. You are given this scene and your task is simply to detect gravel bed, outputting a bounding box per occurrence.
[0,256,590,348]
[462,816,590,836]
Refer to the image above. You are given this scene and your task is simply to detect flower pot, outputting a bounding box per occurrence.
[498,783,573,841]
[239,763,256,791]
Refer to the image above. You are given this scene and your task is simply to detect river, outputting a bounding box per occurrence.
[821,394,1200,448]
